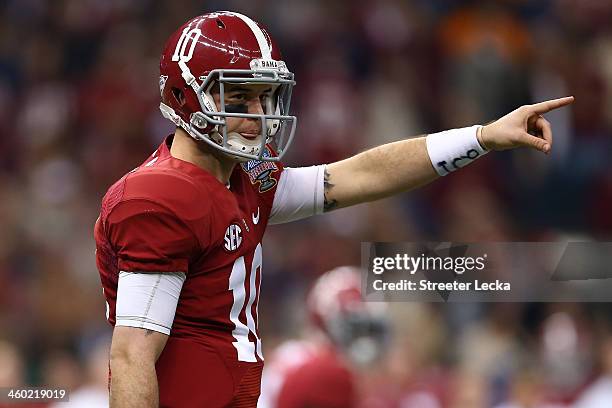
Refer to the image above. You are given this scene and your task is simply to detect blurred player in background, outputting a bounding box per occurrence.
[93,10,573,408]
[259,266,389,408]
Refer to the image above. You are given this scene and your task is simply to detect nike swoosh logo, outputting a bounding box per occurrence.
[252,207,260,225]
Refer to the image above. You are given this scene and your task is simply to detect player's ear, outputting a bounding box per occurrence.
[172,88,186,107]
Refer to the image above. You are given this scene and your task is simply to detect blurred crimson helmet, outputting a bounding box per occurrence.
[159,11,296,161]
[307,266,390,365]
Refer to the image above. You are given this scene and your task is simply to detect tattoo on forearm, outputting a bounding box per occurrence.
[323,168,338,212]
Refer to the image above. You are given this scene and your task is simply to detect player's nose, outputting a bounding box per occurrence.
[247,97,265,115]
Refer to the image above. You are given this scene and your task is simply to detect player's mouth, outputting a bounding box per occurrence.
[239,132,261,140]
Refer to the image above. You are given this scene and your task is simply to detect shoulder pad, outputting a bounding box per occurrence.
[123,169,210,222]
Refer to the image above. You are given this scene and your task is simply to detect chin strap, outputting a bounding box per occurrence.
[159,102,180,125]
[159,102,205,142]
[178,60,200,93]
[178,59,220,115]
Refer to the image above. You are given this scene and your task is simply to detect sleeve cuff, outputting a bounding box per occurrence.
[115,318,171,336]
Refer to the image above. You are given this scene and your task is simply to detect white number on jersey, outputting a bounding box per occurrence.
[229,243,263,362]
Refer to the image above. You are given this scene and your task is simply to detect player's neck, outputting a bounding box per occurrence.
[170,129,236,185]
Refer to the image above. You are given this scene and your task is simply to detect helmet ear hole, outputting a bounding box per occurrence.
[172,88,186,106]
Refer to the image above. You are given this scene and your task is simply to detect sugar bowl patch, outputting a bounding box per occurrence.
[240,147,279,193]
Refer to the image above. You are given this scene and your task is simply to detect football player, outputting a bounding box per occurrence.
[259,266,389,408]
[94,11,573,408]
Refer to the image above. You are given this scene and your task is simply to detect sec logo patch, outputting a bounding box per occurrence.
[224,224,243,252]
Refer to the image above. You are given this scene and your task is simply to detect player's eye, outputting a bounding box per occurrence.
[227,93,247,102]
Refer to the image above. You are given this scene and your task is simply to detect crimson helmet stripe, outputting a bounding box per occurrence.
[227,11,272,59]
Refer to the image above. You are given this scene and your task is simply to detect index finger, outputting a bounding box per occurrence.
[531,96,575,113]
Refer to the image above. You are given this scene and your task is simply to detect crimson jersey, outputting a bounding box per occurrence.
[94,135,283,407]
[261,341,356,408]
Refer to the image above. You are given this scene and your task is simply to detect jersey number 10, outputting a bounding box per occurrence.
[229,243,263,362]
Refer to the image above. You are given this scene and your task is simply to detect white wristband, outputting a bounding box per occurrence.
[426,125,488,176]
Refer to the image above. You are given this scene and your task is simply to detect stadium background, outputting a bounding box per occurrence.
[0,0,611,406]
